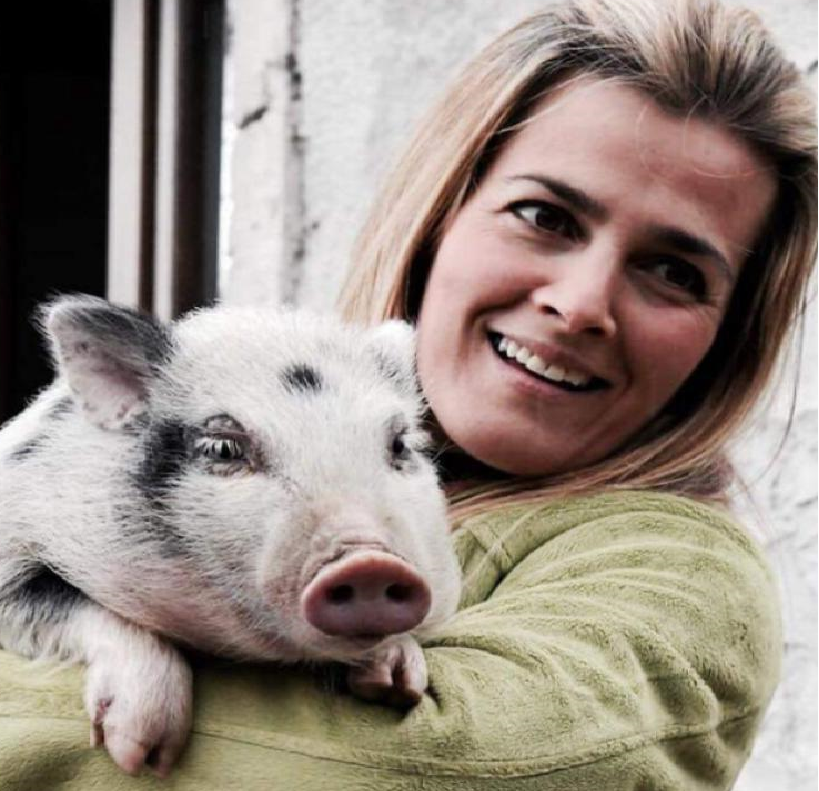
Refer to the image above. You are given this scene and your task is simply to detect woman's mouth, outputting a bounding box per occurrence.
[487,331,609,393]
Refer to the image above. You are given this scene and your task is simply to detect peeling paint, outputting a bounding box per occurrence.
[281,0,306,306]
[238,104,269,129]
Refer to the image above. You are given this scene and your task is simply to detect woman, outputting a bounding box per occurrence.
[0,0,814,788]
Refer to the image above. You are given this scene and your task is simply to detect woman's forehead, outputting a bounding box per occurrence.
[508,77,772,177]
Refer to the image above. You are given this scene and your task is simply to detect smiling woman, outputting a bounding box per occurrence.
[340,0,815,509]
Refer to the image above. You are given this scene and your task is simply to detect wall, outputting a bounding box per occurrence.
[222,1,817,788]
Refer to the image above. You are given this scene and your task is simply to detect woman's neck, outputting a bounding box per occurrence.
[425,416,511,493]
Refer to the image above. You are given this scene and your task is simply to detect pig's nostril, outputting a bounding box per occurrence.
[328,584,412,604]
[327,585,354,604]
[385,584,411,602]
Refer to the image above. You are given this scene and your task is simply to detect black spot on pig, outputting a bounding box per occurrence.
[6,437,42,462]
[12,568,86,629]
[21,395,71,425]
[282,364,323,393]
[135,420,189,500]
[49,397,75,420]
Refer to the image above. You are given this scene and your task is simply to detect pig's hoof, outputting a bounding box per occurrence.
[347,634,427,708]
[84,634,193,777]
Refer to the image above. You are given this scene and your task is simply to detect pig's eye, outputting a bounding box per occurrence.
[195,436,246,462]
[390,432,412,468]
[392,435,406,457]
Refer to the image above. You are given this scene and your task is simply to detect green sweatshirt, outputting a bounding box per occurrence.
[0,491,780,790]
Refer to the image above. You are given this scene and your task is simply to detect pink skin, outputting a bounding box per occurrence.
[301,551,431,638]
[416,77,777,476]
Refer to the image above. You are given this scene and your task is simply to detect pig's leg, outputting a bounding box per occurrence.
[0,569,192,777]
[347,634,428,708]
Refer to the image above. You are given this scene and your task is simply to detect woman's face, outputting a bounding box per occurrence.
[415,77,776,476]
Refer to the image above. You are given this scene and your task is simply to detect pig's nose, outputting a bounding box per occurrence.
[301,551,431,638]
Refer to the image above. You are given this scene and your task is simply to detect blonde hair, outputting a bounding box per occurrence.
[337,0,817,516]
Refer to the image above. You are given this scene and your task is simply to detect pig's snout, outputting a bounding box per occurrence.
[301,552,431,639]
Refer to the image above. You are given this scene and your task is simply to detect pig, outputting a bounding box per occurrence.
[0,294,461,777]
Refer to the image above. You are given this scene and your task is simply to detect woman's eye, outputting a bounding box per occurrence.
[647,259,707,298]
[195,437,246,461]
[511,201,579,239]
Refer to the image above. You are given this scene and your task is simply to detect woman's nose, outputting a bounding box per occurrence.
[529,254,619,338]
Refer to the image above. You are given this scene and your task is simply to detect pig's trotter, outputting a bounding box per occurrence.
[0,569,192,777]
[84,624,193,777]
[347,634,428,708]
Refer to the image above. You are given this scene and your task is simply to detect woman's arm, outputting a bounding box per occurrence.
[0,491,780,790]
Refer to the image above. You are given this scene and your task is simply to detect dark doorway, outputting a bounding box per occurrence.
[0,2,112,423]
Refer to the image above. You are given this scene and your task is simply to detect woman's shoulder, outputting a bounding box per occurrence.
[452,488,767,560]
[451,488,777,613]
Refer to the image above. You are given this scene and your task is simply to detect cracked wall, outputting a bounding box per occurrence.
[223,1,817,788]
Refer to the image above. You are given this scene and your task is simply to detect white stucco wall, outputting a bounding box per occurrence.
[222,1,817,788]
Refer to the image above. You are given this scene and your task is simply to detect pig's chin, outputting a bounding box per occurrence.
[197,602,390,664]
[297,632,388,664]
[220,625,388,665]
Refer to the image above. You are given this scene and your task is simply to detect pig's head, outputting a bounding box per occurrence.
[43,295,461,663]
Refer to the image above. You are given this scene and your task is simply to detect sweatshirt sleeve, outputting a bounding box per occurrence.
[0,491,781,790]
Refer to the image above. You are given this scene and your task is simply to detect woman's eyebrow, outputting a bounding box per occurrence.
[507,174,609,220]
[507,173,734,283]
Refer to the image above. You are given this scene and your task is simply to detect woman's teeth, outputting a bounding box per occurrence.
[495,335,593,388]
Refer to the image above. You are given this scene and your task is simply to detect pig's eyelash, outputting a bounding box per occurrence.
[193,436,247,462]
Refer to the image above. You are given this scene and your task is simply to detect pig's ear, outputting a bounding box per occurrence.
[365,320,419,396]
[40,295,172,431]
